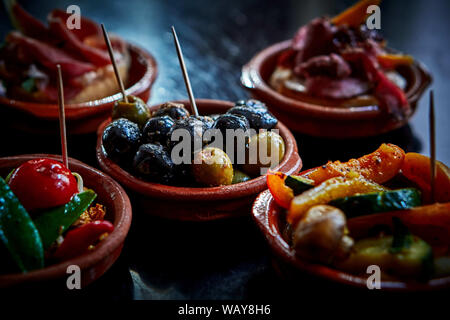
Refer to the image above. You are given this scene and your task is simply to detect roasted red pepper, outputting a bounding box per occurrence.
[53,220,114,260]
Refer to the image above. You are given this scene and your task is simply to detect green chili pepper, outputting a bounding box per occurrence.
[34,190,97,249]
[0,177,44,272]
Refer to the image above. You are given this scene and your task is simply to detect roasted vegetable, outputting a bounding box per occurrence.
[337,218,433,279]
[34,190,97,249]
[331,0,381,27]
[288,173,386,225]
[303,144,405,185]
[293,205,353,263]
[0,177,44,272]
[347,202,450,246]
[401,152,450,203]
[329,188,421,218]
[267,171,295,209]
[53,220,114,260]
[285,175,314,194]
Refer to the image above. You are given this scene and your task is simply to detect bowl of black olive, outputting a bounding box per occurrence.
[96,98,302,221]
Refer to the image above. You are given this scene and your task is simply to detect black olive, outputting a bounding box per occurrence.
[235,99,268,111]
[142,115,175,146]
[102,118,141,164]
[167,116,211,153]
[152,102,190,121]
[132,143,176,184]
[227,100,277,130]
[213,113,250,132]
[212,114,250,155]
[209,114,221,121]
[192,115,214,131]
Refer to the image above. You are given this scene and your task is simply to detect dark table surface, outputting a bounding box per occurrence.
[0,0,449,300]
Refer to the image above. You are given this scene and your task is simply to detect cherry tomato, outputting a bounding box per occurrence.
[8,159,78,212]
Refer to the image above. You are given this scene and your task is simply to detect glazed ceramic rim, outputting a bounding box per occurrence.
[96,99,302,201]
[0,154,132,287]
[252,189,450,291]
[241,40,432,121]
[0,42,158,120]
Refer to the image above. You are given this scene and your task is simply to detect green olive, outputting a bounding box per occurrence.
[192,147,234,186]
[241,131,285,176]
[112,95,151,128]
[232,169,251,184]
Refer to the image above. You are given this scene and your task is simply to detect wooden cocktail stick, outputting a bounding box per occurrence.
[101,23,128,103]
[171,26,199,116]
[429,90,436,203]
[56,64,69,169]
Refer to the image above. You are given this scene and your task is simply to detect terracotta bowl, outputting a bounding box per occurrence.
[0,154,132,288]
[252,189,450,291]
[96,99,302,221]
[0,43,157,135]
[241,40,432,138]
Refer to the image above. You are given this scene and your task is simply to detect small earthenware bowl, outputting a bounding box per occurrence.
[0,154,132,288]
[0,43,157,135]
[96,99,302,221]
[241,40,432,138]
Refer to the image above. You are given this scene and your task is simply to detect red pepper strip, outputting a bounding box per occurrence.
[343,50,410,119]
[7,31,95,78]
[48,14,111,66]
[49,9,103,41]
[277,49,296,69]
[11,3,50,41]
[53,220,114,260]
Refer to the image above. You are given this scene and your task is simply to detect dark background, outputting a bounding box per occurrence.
[0,0,449,301]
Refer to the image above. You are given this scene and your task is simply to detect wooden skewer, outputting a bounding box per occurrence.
[429,90,436,203]
[56,65,69,169]
[101,23,128,103]
[171,26,199,116]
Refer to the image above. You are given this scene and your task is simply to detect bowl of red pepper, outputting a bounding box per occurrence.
[241,0,431,138]
[0,4,157,135]
[0,154,132,288]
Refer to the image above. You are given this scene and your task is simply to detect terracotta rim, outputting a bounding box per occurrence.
[252,189,450,291]
[0,42,158,121]
[96,99,302,201]
[241,40,432,121]
[0,154,132,287]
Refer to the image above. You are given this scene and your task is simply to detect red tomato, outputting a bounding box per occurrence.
[8,158,78,212]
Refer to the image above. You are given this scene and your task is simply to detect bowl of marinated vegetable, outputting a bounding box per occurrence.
[96,97,302,221]
[252,144,450,290]
[0,154,132,288]
[241,0,431,138]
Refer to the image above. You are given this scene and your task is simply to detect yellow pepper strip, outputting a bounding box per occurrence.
[288,173,386,225]
[331,0,381,27]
